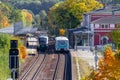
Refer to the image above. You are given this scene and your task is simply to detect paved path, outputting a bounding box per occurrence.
[70,49,102,80]
[71,49,102,68]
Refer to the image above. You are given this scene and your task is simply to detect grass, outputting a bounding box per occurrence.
[73,57,91,80]
[78,58,91,77]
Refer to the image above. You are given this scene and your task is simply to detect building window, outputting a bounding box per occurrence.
[110,24,115,28]
[95,24,99,28]
[101,36,109,45]
[102,38,107,45]
[101,24,108,28]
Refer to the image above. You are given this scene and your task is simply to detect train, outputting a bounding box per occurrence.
[55,36,69,52]
[38,35,49,52]
[26,36,38,55]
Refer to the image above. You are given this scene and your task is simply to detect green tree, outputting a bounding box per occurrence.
[0,1,11,28]
[48,0,103,30]
[34,14,41,27]
[9,9,22,23]
[0,34,11,79]
[110,27,120,49]
[21,9,33,27]
[39,10,48,29]
[0,2,23,28]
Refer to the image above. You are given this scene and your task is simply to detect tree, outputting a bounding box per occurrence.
[19,45,27,59]
[0,2,10,28]
[59,28,65,35]
[34,14,41,27]
[39,10,47,29]
[9,9,22,23]
[86,46,120,79]
[0,2,24,28]
[21,9,33,27]
[107,26,120,49]
[0,13,10,28]
[48,0,103,30]
[0,34,12,79]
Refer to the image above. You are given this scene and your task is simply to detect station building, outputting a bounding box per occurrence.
[68,5,120,50]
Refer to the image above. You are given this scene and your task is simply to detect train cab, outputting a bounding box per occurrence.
[55,36,69,52]
[38,35,49,52]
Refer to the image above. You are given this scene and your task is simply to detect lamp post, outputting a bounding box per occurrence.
[94,46,98,70]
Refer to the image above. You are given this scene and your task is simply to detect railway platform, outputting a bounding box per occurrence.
[70,49,102,80]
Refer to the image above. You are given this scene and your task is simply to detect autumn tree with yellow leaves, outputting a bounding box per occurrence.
[21,9,33,27]
[48,0,103,29]
[86,46,120,79]
[19,45,27,59]
[59,28,65,35]
[0,2,10,28]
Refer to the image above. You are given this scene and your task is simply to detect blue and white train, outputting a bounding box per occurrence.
[55,36,69,52]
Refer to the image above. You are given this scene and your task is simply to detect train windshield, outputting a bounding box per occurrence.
[57,40,67,46]
[39,38,46,43]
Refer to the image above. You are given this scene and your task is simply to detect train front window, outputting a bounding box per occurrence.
[58,40,67,46]
[39,38,46,43]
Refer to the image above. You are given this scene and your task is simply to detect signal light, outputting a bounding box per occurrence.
[9,49,19,69]
[10,40,18,49]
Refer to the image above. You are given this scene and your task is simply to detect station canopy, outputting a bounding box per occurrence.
[0,26,38,35]
[73,27,92,34]
[0,26,14,34]
[0,22,38,35]
[69,27,93,35]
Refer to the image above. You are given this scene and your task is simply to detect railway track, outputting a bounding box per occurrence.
[18,54,45,80]
[32,54,59,80]
[53,53,65,80]
[18,40,72,80]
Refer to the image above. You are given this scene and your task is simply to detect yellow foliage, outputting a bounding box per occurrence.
[59,29,65,35]
[25,11,33,23]
[2,17,10,27]
[21,9,33,26]
[19,45,27,59]
[88,46,120,79]
[66,0,103,20]
[0,13,10,28]
[11,36,19,40]
[48,0,103,29]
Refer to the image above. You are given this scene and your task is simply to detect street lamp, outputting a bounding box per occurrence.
[94,46,98,70]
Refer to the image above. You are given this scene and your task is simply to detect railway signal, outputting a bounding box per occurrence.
[9,49,19,69]
[10,40,18,49]
[9,40,19,80]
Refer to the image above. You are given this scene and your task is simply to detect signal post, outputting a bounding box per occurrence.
[9,40,19,80]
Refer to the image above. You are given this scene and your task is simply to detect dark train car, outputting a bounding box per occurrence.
[38,35,49,52]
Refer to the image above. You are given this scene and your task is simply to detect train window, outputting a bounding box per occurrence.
[58,41,66,45]
[39,38,46,42]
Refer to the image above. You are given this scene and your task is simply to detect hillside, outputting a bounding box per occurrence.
[1,0,64,14]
